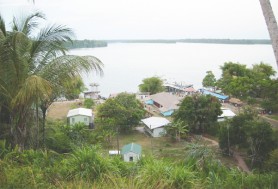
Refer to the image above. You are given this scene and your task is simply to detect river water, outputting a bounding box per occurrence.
[70,43,277,97]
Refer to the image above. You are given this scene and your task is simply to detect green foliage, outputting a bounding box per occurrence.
[246,120,276,169]
[174,94,222,133]
[83,98,95,109]
[1,146,278,188]
[218,110,277,169]
[202,71,217,87]
[265,148,278,171]
[217,62,277,103]
[0,12,103,150]
[63,76,86,100]
[95,93,145,133]
[166,120,188,142]
[138,76,164,95]
[62,146,114,181]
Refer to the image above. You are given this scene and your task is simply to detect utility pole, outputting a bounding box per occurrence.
[117,126,120,155]
[227,124,231,156]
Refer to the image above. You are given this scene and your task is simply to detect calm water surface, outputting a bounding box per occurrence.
[70,43,277,97]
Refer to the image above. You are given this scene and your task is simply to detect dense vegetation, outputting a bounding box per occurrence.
[174,95,222,134]
[0,12,103,150]
[205,62,278,112]
[95,93,145,133]
[139,76,164,95]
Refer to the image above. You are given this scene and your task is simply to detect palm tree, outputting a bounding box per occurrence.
[259,0,278,68]
[168,120,188,142]
[0,12,103,150]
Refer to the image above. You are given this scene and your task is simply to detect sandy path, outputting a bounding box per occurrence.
[202,136,251,173]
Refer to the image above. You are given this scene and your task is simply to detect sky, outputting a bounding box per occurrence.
[0,0,278,40]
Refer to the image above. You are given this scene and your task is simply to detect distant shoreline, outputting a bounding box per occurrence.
[105,39,271,45]
[67,39,271,49]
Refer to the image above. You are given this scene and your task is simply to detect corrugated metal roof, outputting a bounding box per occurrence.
[121,143,142,155]
[202,90,229,100]
[67,108,92,117]
[150,92,182,111]
[141,116,170,129]
[218,108,236,118]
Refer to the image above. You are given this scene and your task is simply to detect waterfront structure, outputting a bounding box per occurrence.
[141,116,170,137]
[164,82,194,96]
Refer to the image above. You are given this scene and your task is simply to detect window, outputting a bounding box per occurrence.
[84,117,87,122]
[72,118,75,123]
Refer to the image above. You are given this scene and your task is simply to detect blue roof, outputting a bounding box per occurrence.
[202,90,229,100]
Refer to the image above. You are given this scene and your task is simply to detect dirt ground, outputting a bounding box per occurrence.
[46,100,82,120]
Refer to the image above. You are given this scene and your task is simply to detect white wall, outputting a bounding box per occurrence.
[123,152,140,162]
[153,127,166,137]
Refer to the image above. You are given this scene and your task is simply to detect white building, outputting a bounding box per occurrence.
[67,108,94,128]
[141,116,170,137]
[218,108,236,122]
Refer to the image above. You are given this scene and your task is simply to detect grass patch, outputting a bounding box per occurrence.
[266,114,278,121]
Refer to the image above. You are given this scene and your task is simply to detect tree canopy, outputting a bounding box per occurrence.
[202,71,217,88]
[174,94,222,133]
[139,76,164,95]
[95,93,145,133]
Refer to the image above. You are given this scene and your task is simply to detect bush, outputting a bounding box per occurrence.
[83,98,95,109]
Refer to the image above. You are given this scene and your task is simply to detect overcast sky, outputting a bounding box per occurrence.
[1,0,278,40]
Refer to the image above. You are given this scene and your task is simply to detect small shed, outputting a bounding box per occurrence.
[121,143,142,162]
[141,117,170,137]
[67,108,94,128]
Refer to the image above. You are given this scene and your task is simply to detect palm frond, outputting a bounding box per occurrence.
[37,55,103,86]
[30,24,74,65]
[12,12,45,36]
[0,14,7,37]
[12,75,52,107]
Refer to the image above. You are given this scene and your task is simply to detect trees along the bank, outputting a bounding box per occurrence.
[217,62,276,105]
[174,94,222,134]
[0,12,103,150]
[202,71,217,88]
[95,93,145,133]
[139,76,164,95]
[259,0,278,68]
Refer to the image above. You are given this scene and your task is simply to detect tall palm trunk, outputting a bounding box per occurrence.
[259,0,278,68]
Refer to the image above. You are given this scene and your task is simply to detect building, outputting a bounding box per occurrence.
[201,89,229,102]
[141,116,170,137]
[164,82,193,96]
[67,108,94,128]
[84,83,100,99]
[145,92,182,116]
[121,143,142,162]
[218,108,236,122]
